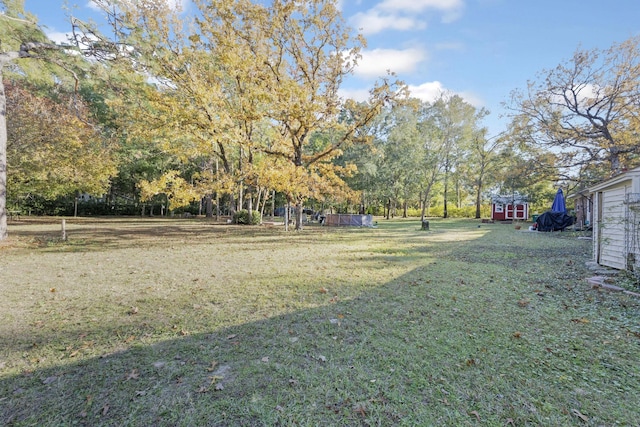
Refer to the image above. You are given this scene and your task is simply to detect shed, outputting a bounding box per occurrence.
[491,194,529,221]
[589,166,640,271]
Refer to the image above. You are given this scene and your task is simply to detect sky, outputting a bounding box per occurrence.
[22,0,640,135]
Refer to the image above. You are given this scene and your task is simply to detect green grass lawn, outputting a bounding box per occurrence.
[1,217,638,426]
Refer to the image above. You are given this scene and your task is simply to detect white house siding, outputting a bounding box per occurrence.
[596,183,629,270]
[589,165,640,271]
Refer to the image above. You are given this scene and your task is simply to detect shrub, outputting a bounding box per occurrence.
[233,209,261,225]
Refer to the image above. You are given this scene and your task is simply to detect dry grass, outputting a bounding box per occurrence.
[1,217,639,426]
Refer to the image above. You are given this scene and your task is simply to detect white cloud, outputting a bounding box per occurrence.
[407,81,447,102]
[338,87,372,102]
[407,81,484,107]
[351,10,424,35]
[354,47,427,78]
[378,0,464,14]
[350,0,464,34]
[46,31,71,45]
[87,0,189,12]
[340,81,483,107]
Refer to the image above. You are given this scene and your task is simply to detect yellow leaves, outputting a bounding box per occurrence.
[138,170,198,208]
[571,318,590,324]
[6,80,116,200]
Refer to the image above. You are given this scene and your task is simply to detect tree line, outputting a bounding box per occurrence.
[2,0,640,240]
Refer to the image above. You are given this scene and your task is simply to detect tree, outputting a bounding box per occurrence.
[494,144,558,211]
[248,0,404,229]
[427,94,484,218]
[6,80,116,213]
[0,1,67,240]
[507,36,640,179]
[370,100,423,218]
[463,130,505,218]
[81,0,405,230]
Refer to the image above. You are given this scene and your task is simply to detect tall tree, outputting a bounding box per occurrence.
[507,35,640,178]
[463,130,505,218]
[0,1,65,240]
[371,100,423,218]
[81,0,405,230]
[428,94,483,218]
[251,0,404,229]
[5,80,116,210]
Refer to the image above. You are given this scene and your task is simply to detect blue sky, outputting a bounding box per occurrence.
[23,0,640,134]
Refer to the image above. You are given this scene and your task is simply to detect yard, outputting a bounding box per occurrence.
[1,217,639,426]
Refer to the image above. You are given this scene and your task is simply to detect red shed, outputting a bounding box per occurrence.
[491,194,529,221]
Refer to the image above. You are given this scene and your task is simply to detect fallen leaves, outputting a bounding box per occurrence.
[124,369,139,381]
[42,375,58,385]
[198,375,224,393]
[517,299,530,307]
[571,318,590,324]
[353,402,367,417]
[571,408,589,422]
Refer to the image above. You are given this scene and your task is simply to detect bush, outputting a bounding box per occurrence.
[233,209,261,225]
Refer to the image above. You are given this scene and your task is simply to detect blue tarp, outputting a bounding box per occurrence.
[536,188,572,231]
[551,188,566,214]
[535,211,574,232]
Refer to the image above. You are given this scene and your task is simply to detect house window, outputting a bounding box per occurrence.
[495,204,504,213]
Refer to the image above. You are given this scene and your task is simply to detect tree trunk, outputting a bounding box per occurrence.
[0,66,13,241]
[475,178,483,219]
[284,200,290,232]
[271,190,276,217]
[205,194,213,218]
[443,169,449,219]
[294,201,303,230]
[255,188,262,218]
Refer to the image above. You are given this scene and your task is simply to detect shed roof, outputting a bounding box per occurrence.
[491,194,528,204]
[588,166,640,193]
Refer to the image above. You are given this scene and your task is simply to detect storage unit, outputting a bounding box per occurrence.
[491,194,529,221]
[589,167,640,271]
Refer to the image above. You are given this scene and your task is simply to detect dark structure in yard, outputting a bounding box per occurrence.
[535,211,574,232]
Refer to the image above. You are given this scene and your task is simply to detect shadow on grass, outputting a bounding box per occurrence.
[1,222,639,426]
[6,217,351,253]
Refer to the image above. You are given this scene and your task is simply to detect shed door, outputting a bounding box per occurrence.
[505,204,514,219]
[514,204,527,220]
[598,185,628,269]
